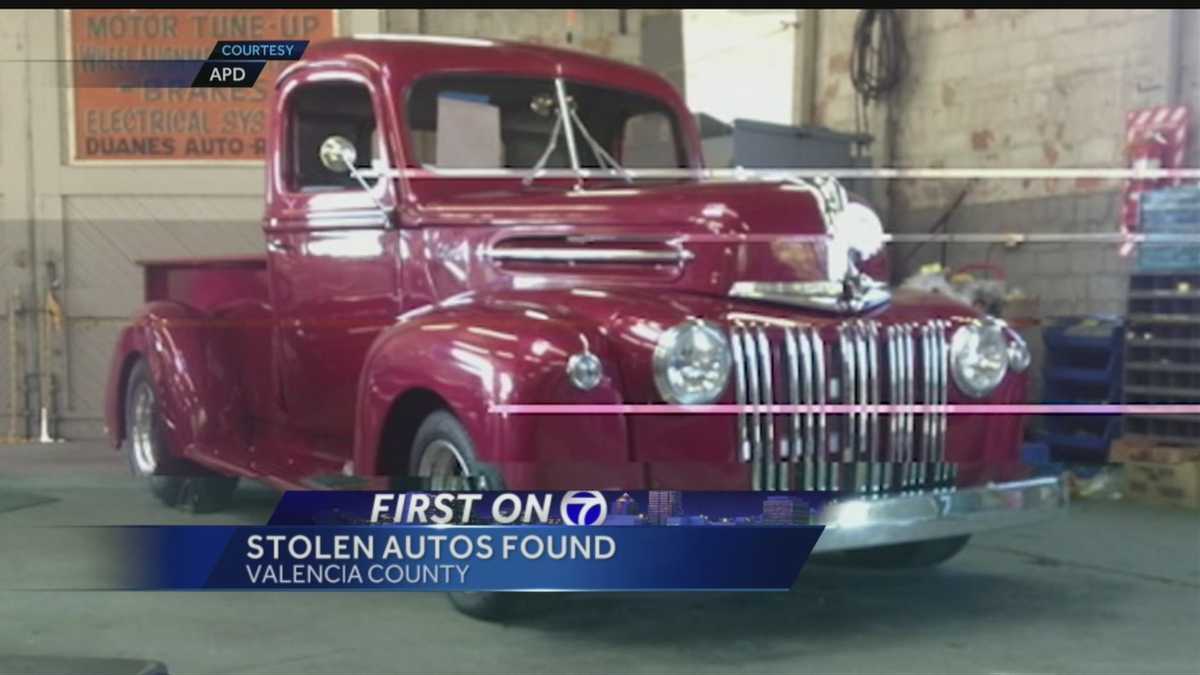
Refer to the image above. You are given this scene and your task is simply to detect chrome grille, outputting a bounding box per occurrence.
[730,319,952,492]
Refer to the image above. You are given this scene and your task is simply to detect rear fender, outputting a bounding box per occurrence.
[104,301,250,457]
[354,304,630,479]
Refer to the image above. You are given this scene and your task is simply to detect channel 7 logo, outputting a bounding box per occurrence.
[560,491,607,526]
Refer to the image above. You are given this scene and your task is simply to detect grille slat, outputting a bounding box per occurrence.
[741,327,763,490]
[902,324,917,485]
[755,327,781,490]
[935,320,951,483]
[783,327,801,464]
[885,325,900,490]
[866,322,882,492]
[730,319,952,493]
[812,327,827,491]
[921,324,934,485]
[854,323,870,491]
[731,324,751,464]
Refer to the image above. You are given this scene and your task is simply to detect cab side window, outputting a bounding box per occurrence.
[289,81,381,192]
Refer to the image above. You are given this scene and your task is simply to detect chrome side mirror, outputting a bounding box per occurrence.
[319,135,357,173]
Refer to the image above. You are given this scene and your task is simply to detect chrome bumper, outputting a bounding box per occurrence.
[811,475,1068,553]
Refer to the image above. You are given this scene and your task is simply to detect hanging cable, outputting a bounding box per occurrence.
[850,9,905,139]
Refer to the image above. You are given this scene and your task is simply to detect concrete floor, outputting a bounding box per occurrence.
[1,442,1198,675]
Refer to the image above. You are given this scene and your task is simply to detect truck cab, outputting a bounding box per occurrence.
[105,35,1065,562]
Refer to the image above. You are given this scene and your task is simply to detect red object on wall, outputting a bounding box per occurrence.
[1122,105,1190,242]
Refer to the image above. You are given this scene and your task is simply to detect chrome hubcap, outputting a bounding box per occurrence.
[130,383,158,475]
[417,439,477,491]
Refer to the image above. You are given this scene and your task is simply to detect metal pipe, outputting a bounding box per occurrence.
[37,279,64,444]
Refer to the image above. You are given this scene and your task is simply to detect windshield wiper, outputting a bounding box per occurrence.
[523,106,564,187]
[568,107,631,184]
[524,77,631,188]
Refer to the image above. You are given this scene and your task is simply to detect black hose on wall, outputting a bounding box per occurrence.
[850,9,905,137]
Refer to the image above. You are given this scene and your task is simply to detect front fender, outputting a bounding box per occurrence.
[104,301,250,457]
[353,303,631,482]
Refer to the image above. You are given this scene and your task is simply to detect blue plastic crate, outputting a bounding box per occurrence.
[1020,441,1051,465]
[1041,417,1122,463]
[1038,316,1125,463]
[1044,366,1118,386]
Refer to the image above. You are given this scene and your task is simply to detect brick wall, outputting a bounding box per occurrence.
[814,9,1169,211]
[894,190,1130,315]
[811,9,1188,321]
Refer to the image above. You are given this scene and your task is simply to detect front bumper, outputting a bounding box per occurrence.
[811,475,1067,553]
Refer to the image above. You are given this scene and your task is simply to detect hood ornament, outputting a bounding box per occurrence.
[730,177,891,314]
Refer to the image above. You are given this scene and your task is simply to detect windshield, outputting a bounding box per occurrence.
[405,74,687,171]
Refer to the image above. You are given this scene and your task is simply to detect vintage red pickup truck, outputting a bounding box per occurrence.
[106,35,1065,615]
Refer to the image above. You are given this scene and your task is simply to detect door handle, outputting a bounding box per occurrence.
[267,240,296,254]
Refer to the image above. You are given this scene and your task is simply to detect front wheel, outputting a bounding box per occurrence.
[405,410,522,621]
[123,359,238,513]
[827,535,972,569]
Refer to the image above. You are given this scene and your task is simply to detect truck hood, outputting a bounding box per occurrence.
[415,179,888,308]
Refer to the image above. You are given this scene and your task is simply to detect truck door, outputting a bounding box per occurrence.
[266,74,399,447]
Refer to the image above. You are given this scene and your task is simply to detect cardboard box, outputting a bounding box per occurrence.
[1124,460,1200,509]
[1110,436,1200,465]
[1111,437,1200,509]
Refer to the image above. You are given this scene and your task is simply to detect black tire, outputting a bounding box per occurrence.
[829,535,971,569]
[123,359,238,513]
[404,410,522,622]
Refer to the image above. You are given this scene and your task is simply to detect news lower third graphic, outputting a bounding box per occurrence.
[58,491,829,592]
[72,40,308,89]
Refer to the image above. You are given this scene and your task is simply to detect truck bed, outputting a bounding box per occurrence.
[139,256,268,313]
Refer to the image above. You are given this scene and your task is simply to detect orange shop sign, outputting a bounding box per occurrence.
[68,9,336,162]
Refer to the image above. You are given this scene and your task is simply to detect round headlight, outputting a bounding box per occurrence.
[950,320,1009,398]
[653,320,732,404]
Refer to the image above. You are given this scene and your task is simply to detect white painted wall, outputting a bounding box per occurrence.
[682,9,795,125]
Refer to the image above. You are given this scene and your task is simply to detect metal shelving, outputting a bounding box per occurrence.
[1123,186,1200,445]
[1124,270,1200,443]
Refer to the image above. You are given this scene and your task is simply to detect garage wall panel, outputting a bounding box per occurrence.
[61,321,121,438]
[0,12,33,441]
[0,315,11,439]
[56,195,263,433]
